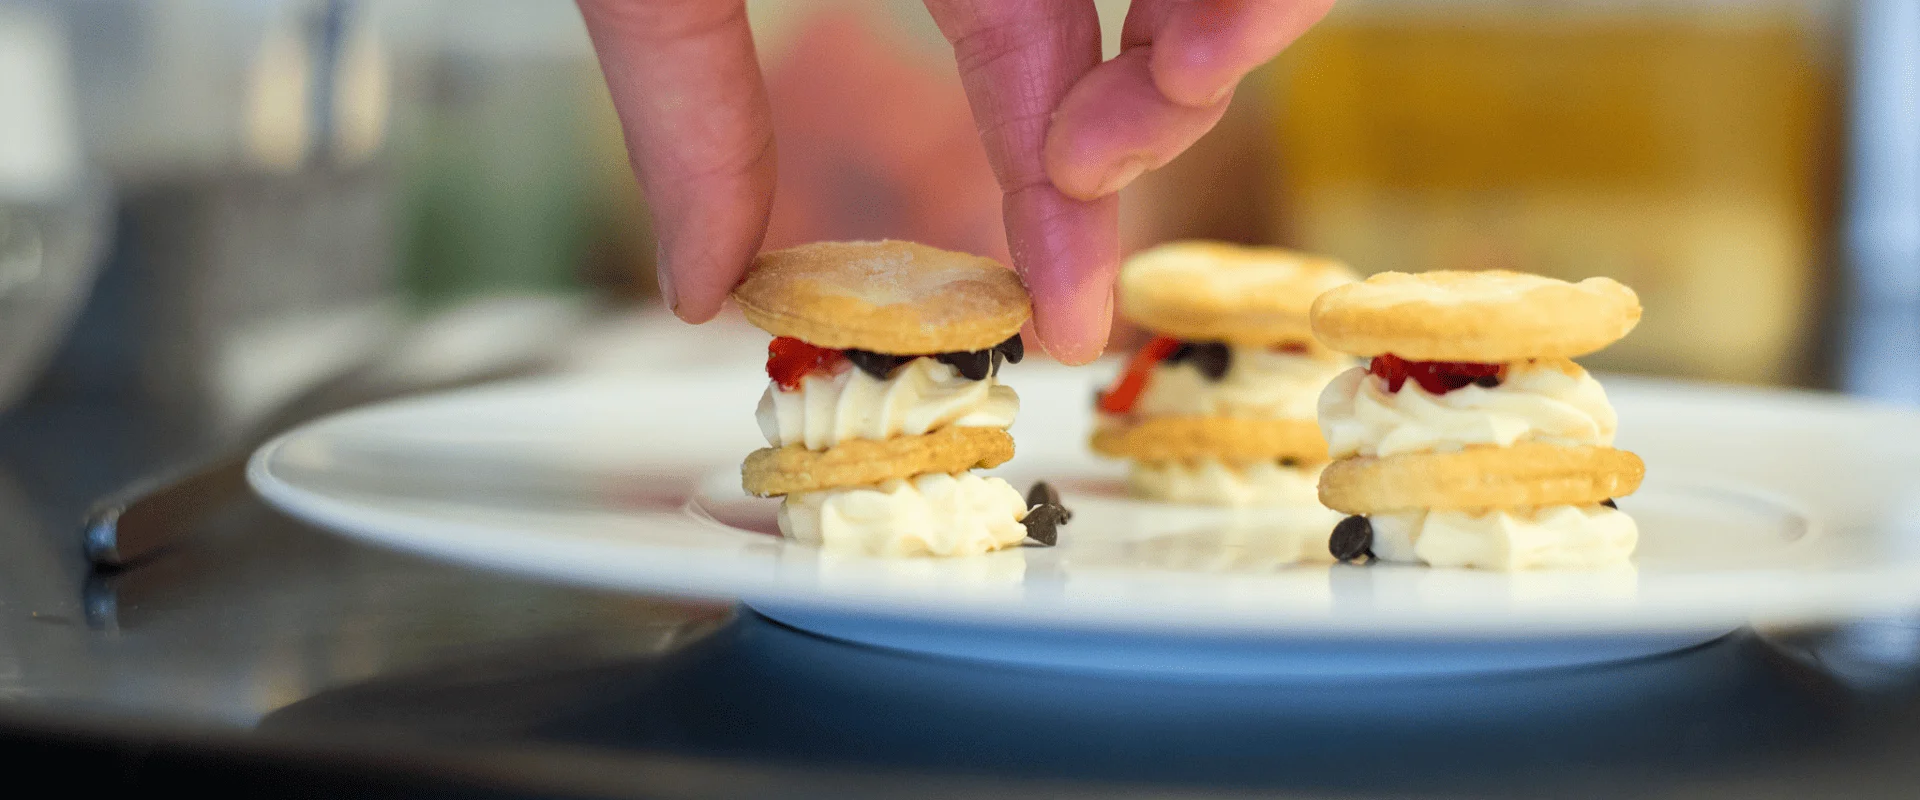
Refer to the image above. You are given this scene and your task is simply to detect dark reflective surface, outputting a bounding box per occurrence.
[0,396,731,730]
[8,397,1920,797]
[263,612,1899,798]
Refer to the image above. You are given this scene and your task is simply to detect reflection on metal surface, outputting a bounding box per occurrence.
[253,612,1870,798]
[1770,616,1920,694]
[3,476,730,727]
[0,212,45,294]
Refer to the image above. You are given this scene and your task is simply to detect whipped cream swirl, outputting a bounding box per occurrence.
[1128,459,1326,507]
[778,472,1030,557]
[1135,347,1351,420]
[1318,360,1616,459]
[1368,505,1638,570]
[757,357,1018,450]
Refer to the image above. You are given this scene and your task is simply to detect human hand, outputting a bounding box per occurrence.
[577,0,1334,364]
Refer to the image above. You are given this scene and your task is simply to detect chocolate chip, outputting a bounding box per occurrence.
[1279,457,1299,468]
[1021,481,1072,545]
[1026,480,1061,509]
[1329,515,1374,562]
[1190,342,1232,380]
[1474,374,1502,388]
[937,350,994,380]
[1022,504,1069,546]
[995,334,1024,364]
[1166,342,1197,364]
[1601,498,1618,509]
[844,349,909,380]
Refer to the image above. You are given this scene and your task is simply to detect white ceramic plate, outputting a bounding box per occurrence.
[249,364,1920,677]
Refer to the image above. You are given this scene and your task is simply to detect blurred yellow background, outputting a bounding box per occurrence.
[1268,3,1841,384]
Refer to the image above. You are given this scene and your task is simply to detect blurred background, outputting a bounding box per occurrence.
[0,0,1905,459]
[1,2,1917,785]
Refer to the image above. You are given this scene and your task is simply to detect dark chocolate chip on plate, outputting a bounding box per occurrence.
[1474,374,1502,388]
[1329,515,1374,562]
[1601,498,1618,509]
[1026,481,1072,523]
[1026,480,1061,509]
[1022,504,1069,547]
[1022,480,1072,546]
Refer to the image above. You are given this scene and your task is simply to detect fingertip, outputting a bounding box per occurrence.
[654,238,752,325]
[1008,188,1119,366]
[666,275,737,325]
[670,297,718,324]
[1033,298,1112,366]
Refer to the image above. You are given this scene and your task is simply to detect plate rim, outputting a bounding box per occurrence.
[247,372,1920,639]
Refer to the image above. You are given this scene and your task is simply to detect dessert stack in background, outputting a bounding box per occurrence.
[1091,242,1358,508]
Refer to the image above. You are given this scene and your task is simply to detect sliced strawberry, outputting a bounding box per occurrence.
[1096,335,1184,414]
[1370,353,1504,394]
[766,337,843,390]
[1369,353,1411,392]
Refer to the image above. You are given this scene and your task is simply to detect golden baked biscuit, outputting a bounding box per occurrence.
[1091,416,1331,465]
[1310,270,1640,361]
[1317,442,1644,514]
[1120,241,1358,347]
[733,241,1030,354]
[742,426,1014,497]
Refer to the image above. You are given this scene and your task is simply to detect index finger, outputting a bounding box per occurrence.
[577,0,777,323]
[924,0,1118,365]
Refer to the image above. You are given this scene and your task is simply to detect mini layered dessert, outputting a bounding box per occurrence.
[1309,270,1646,570]
[1091,242,1359,506]
[733,240,1068,557]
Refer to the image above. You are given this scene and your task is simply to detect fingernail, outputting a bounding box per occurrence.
[1094,156,1153,197]
[655,242,680,314]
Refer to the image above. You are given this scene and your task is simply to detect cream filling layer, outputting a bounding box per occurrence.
[1317,361,1616,459]
[1368,505,1637,570]
[1127,460,1325,508]
[776,472,1030,557]
[757,357,1018,450]
[1134,346,1351,420]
